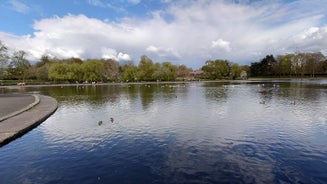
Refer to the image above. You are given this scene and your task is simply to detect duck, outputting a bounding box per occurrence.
[110,117,114,123]
[98,120,103,126]
[259,88,272,94]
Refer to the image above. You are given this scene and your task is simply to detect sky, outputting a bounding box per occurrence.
[0,0,327,69]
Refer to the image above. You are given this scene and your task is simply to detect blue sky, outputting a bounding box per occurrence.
[0,0,163,34]
[1,0,327,69]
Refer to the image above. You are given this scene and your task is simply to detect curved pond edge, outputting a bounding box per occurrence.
[0,95,58,147]
[0,94,40,122]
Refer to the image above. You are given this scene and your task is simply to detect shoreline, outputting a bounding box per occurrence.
[1,77,326,88]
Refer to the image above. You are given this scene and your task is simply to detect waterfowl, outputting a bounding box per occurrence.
[273,84,280,88]
[259,89,272,94]
[98,120,103,126]
[110,117,114,123]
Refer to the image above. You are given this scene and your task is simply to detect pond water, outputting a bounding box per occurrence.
[0,80,326,183]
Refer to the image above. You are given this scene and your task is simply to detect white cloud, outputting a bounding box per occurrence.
[118,52,132,61]
[87,0,105,7]
[298,27,320,40]
[161,0,172,3]
[101,47,118,60]
[293,26,327,52]
[127,0,141,4]
[87,0,141,10]
[1,0,327,68]
[101,47,131,61]
[146,45,159,53]
[87,0,126,12]
[211,39,231,52]
[146,45,180,59]
[8,0,29,13]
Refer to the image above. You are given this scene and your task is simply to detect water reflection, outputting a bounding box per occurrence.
[0,81,326,183]
[35,84,187,110]
[203,82,229,102]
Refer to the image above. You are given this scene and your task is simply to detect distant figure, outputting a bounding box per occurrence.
[110,117,114,123]
[260,101,265,104]
[98,120,103,126]
[290,101,296,105]
[17,82,26,86]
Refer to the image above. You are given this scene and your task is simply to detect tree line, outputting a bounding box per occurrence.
[1,39,327,84]
[250,53,327,77]
[201,60,249,80]
[0,40,248,83]
[0,40,190,82]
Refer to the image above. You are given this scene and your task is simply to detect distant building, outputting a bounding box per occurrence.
[240,70,247,79]
[189,70,204,80]
[190,70,204,77]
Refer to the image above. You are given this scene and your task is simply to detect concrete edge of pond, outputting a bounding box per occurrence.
[0,95,58,147]
[0,94,40,122]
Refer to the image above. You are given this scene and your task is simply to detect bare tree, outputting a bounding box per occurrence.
[9,50,30,80]
[0,41,9,79]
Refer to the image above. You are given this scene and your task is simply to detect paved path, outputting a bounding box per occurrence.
[0,94,58,146]
[0,94,39,121]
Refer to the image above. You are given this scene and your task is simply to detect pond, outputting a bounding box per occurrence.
[0,80,326,183]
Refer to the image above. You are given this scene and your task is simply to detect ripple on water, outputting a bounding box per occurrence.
[0,81,327,183]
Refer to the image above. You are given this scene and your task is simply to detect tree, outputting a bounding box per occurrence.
[293,53,306,77]
[101,59,120,82]
[25,66,38,80]
[66,57,83,65]
[138,55,156,81]
[176,65,191,79]
[250,55,277,77]
[250,61,263,77]
[161,62,177,81]
[48,62,79,81]
[151,63,162,81]
[122,64,138,82]
[202,60,229,79]
[152,62,177,81]
[81,60,103,81]
[254,55,277,76]
[277,54,292,77]
[8,50,30,80]
[304,52,324,78]
[229,63,242,80]
[36,65,51,81]
[317,60,327,74]
[0,41,9,79]
[34,55,56,80]
[251,52,327,77]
